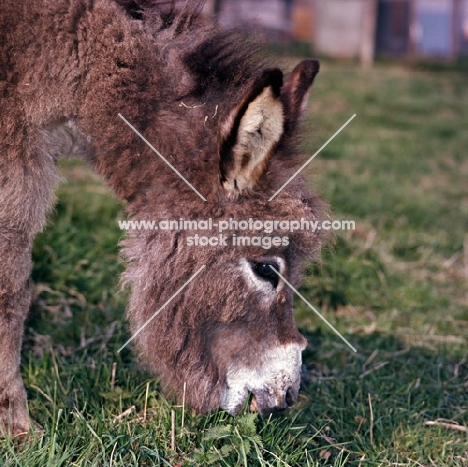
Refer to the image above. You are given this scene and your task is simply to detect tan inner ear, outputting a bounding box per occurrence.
[223,86,284,194]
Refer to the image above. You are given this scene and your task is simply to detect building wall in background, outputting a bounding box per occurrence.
[375,0,467,59]
[292,0,315,42]
[209,0,294,42]
[205,0,468,60]
[375,0,410,57]
[313,0,367,58]
[414,0,452,56]
[463,0,468,52]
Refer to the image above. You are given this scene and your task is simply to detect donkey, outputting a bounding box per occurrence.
[0,0,328,437]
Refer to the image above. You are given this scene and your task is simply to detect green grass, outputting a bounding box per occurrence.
[1,61,468,466]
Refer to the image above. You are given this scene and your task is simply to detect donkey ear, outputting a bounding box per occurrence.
[219,69,284,196]
[281,59,319,135]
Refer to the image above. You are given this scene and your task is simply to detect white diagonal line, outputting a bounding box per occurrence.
[269,266,357,353]
[117,265,206,353]
[268,114,356,201]
[118,113,207,202]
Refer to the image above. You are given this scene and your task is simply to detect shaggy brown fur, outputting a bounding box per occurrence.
[0,0,328,436]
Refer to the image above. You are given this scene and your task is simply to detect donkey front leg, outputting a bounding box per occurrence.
[0,234,35,438]
[0,144,58,437]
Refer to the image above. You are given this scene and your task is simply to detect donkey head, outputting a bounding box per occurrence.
[120,55,326,416]
[213,61,322,415]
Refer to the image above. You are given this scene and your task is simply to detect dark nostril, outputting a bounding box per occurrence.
[285,387,295,407]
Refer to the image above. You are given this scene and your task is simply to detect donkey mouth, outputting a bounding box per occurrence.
[248,388,296,418]
[221,343,304,416]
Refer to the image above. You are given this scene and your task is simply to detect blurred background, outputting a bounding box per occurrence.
[203,0,468,65]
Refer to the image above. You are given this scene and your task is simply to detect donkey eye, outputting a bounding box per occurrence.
[252,261,279,288]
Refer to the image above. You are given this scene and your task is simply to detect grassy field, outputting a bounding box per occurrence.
[1,60,467,466]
